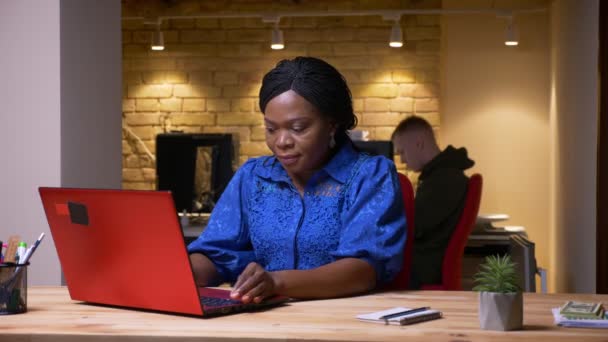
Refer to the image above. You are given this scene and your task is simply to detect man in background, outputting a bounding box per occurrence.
[392,116,475,289]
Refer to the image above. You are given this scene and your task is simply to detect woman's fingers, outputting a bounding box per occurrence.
[232,263,265,300]
[233,262,257,292]
[231,263,275,303]
[245,281,269,303]
[238,269,267,302]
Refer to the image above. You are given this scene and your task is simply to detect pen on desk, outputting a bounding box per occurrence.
[20,233,45,265]
[11,233,45,278]
[380,307,430,323]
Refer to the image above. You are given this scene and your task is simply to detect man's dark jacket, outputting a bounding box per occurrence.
[408,145,475,289]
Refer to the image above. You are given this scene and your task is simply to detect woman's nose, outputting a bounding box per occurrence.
[275,131,293,148]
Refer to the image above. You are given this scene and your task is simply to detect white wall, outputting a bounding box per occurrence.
[0,0,121,285]
[549,0,598,293]
[0,0,62,285]
[441,0,551,290]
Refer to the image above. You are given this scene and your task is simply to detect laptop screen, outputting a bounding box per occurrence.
[39,188,204,316]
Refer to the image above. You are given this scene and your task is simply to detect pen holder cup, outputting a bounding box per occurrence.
[0,263,29,315]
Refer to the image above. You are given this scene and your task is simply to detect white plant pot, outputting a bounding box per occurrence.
[478,291,523,331]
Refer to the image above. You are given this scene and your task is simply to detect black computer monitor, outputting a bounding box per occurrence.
[352,140,394,161]
[156,133,235,213]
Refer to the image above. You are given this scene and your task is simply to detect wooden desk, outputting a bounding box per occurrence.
[2,287,607,342]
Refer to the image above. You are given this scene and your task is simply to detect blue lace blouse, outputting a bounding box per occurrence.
[187,142,407,286]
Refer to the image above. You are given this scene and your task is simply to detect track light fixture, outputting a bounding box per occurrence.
[262,16,284,50]
[271,23,284,50]
[127,7,546,51]
[389,20,403,48]
[504,17,518,46]
[150,20,164,51]
[383,14,403,48]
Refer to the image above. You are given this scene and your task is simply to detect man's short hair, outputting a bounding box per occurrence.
[392,116,434,140]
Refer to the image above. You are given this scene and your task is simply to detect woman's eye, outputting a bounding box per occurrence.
[292,126,305,133]
[265,127,276,133]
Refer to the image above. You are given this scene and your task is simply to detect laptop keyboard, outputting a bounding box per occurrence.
[200,296,242,307]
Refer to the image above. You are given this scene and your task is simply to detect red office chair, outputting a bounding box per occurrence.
[421,173,483,291]
[384,172,415,290]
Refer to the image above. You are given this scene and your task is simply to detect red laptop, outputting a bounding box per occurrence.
[38,187,288,317]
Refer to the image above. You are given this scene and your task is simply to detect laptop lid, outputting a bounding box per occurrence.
[39,187,205,316]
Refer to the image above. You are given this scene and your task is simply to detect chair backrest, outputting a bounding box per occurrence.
[439,173,483,290]
[384,172,415,290]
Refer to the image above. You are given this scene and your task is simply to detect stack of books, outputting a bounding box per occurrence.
[560,301,605,320]
[552,301,608,329]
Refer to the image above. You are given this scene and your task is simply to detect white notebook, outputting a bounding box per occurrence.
[357,307,442,326]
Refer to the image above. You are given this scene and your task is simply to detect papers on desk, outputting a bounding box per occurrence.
[357,307,442,326]
[552,308,608,329]
[477,213,510,224]
[503,226,526,233]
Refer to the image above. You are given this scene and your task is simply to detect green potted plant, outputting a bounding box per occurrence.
[473,254,523,331]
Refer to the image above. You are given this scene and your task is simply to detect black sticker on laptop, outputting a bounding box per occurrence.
[68,201,89,226]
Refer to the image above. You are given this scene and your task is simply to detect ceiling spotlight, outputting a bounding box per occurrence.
[151,21,164,51]
[504,17,518,46]
[271,23,284,50]
[389,20,403,48]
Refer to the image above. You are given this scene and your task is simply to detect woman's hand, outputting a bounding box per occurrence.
[230,262,281,303]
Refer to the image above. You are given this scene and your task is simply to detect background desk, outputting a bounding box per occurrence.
[2,287,607,342]
[183,225,537,292]
[463,231,537,291]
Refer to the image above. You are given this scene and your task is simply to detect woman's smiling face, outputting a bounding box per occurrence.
[264,90,336,187]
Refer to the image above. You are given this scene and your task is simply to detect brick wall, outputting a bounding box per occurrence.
[121,0,441,190]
